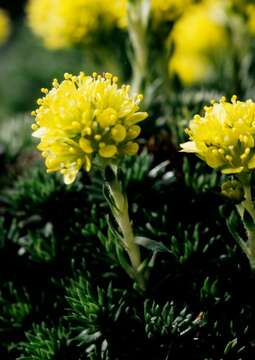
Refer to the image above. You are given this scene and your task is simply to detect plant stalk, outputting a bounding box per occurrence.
[107,172,145,290]
[238,173,255,270]
[127,0,151,94]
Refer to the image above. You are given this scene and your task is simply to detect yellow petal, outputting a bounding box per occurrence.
[84,155,92,172]
[99,145,117,158]
[45,158,60,170]
[125,112,148,126]
[180,141,198,153]
[221,166,244,174]
[79,138,94,154]
[63,170,77,184]
[32,127,47,138]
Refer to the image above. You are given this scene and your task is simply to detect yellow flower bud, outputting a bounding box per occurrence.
[97,108,118,128]
[99,145,117,158]
[111,124,126,143]
[221,180,244,202]
[126,125,141,140]
[123,142,139,156]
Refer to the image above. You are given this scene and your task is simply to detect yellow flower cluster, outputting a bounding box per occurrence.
[27,0,200,49]
[169,0,228,84]
[151,0,193,22]
[32,72,148,184]
[181,96,255,174]
[0,9,10,46]
[26,0,127,49]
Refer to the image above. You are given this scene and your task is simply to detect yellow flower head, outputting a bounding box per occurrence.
[169,51,211,85]
[151,0,193,22]
[26,0,126,49]
[171,0,227,54]
[32,72,148,184]
[181,96,255,174]
[0,9,10,46]
[169,0,228,84]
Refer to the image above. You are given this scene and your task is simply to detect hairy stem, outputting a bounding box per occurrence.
[127,0,150,94]
[238,173,255,270]
[107,172,145,290]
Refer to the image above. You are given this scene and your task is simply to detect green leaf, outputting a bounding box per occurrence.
[75,329,102,345]
[243,209,255,232]
[135,236,171,253]
[226,210,248,254]
[224,338,238,355]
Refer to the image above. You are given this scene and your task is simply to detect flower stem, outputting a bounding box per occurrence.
[238,173,255,270]
[127,0,150,94]
[242,183,255,221]
[107,171,145,290]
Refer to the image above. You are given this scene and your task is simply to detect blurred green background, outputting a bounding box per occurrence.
[0,0,128,121]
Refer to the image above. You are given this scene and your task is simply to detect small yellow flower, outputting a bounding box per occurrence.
[181,96,255,174]
[0,9,10,46]
[221,179,244,202]
[26,0,127,49]
[32,72,148,184]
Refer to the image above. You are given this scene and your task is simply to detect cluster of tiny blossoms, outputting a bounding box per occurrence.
[0,8,10,46]
[26,0,199,49]
[169,0,228,84]
[181,96,255,174]
[27,0,127,49]
[32,72,148,184]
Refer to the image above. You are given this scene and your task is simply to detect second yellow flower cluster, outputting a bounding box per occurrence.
[169,0,228,85]
[181,96,255,174]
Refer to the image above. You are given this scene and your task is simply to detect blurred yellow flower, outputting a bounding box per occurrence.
[246,4,255,35]
[181,96,255,174]
[171,0,227,53]
[169,51,210,85]
[0,9,10,46]
[151,0,193,22]
[27,0,127,49]
[32,72,148,184]
[169,0,228,84]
